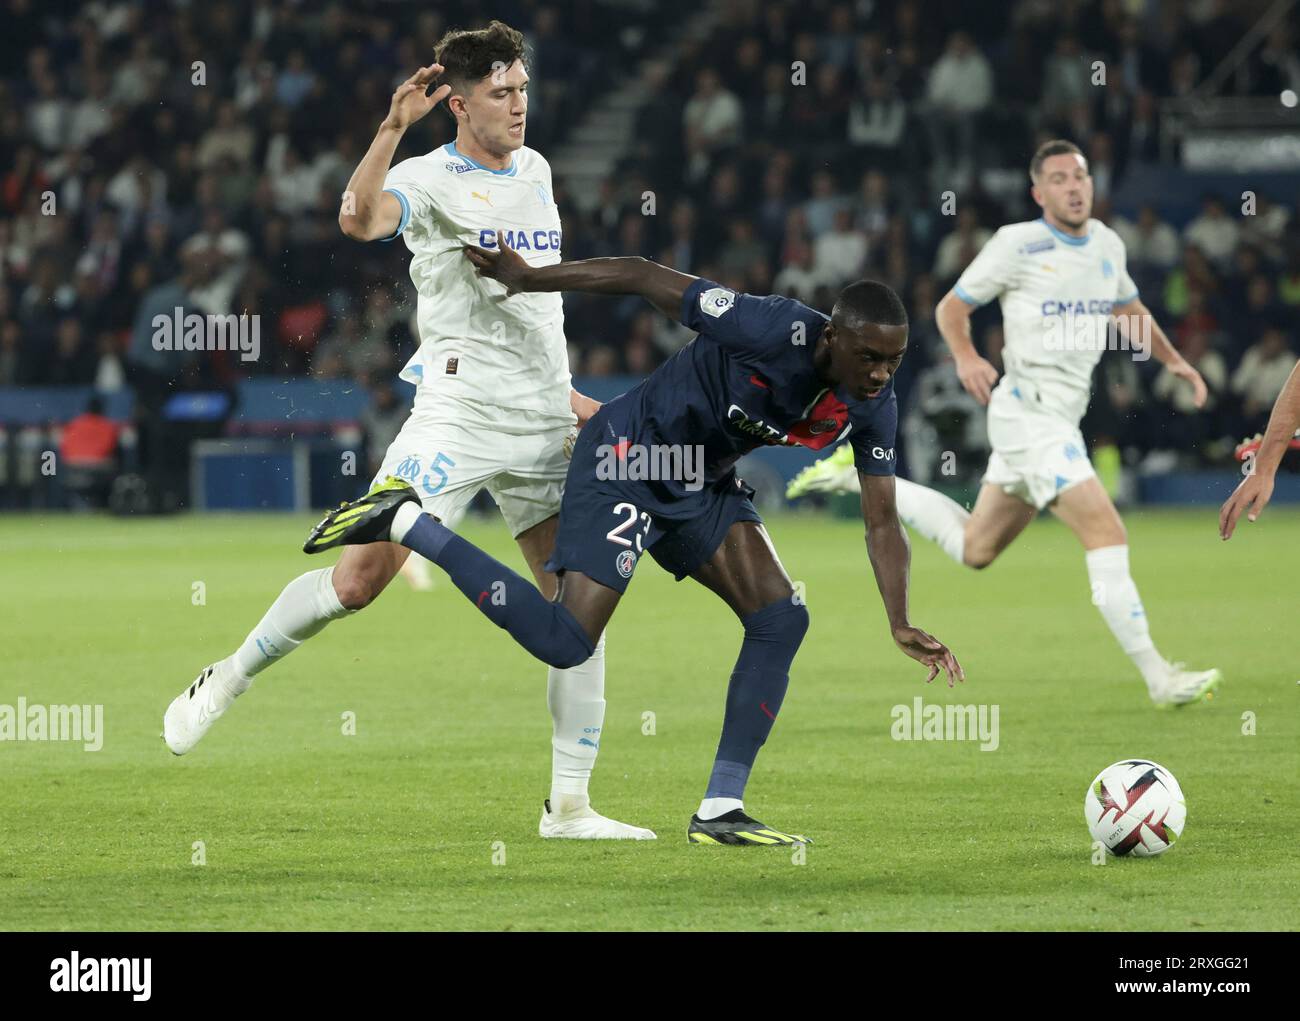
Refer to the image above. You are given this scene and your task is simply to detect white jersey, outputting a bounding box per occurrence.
[953,217,1138,426]
[383,142,571,420]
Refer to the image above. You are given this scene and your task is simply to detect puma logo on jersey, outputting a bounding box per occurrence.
[471,190,493,206]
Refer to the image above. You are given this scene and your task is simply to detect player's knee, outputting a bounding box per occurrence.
[962,545,998,570]
[745,598,811,650]
[331,565,382,610]
[540,607,597,669]
[543,633,595,670]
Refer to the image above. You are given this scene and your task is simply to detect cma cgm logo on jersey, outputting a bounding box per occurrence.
[477,228,563,252]
[1041,299,1115,316]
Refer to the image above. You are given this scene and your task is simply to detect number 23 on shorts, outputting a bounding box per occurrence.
[606,502,651,552]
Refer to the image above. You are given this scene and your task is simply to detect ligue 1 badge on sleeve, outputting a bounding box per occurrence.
[700,287,736,318]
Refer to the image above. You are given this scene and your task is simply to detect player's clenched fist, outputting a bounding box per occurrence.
[383,63,451,132]
[893,625,965,687]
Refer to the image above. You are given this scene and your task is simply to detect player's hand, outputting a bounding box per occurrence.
[383,64,450,132]
[570,388,601,427]
[1219,469,1275,540]
[464,232,533,294]
[893,625,964,687]
[955,353,999,406]
[1169,358,1209,409]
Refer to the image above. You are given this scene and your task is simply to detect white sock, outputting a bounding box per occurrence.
[1085,545,1166,693]
[390,502,424,545]
[225,566,354,699]
[547,632,606,807]
[698,797,743,820]
[894,477,968,565]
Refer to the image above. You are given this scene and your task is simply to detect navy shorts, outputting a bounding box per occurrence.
[545,409,762,594]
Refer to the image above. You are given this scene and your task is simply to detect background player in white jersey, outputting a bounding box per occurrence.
[789,140,1220,707]
[163,22,653,839]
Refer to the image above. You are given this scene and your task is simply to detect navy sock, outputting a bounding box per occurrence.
[401,515,595,669]
[705,599,810,800]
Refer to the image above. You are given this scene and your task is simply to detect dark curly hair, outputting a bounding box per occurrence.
[434,20,528,105]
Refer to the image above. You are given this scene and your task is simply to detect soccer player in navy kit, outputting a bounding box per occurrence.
[304,240,963,845]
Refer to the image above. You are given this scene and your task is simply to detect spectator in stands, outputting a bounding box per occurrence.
[313,312,395,382]
[848,75,906,172]
[1112,204,1181,271]
[46,317,95,385]
[683,68,742,177]
[59,394,120,469]
[1123,89,1162,166]
[584,345,619,377]
[360,379,408,478]
[717,219,767,283]
[1156,330,1227,417]
[773,237,830,304]
[1163,244,1219,318]
[803,169,847,238]
[1041,36,1092,124]
[127,251,201,396]
[0,319,27,385]
[933,207,991,284]
[664,199,697,271]
[1231,327,1298,434]
[900,346,988,486]
[854,170,892,252]
[1240,194,1291,264]
[812,208,868,289]
[757,160,794,250]
[180,207,250,316]
[923,31,993,188]
[1184,196,1241,269]
[1151,329,1227,457]
[92,330,127,393]
[624,312,659,377]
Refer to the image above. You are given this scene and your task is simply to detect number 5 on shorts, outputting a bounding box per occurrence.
[422,452,456,496]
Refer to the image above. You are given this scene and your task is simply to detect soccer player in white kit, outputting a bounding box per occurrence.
[788,140,1221,707]
[163,22,654,838]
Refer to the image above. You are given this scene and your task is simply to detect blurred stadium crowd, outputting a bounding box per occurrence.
[2,0,1299,501]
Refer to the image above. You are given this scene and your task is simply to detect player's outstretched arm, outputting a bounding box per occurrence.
[339,64,451,242]
[860,474,964,686]
[1220,359,1300,539]
[465,234,695,320]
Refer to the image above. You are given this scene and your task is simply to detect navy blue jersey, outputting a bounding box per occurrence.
[612,278,898,497]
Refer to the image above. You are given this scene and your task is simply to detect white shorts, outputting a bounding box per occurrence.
[982,381,1095,510]
[371,398,576,537]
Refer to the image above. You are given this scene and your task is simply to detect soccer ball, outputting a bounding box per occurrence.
[1083,759,1185,857]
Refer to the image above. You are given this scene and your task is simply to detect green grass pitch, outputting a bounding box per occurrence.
[1,508,1297,931]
